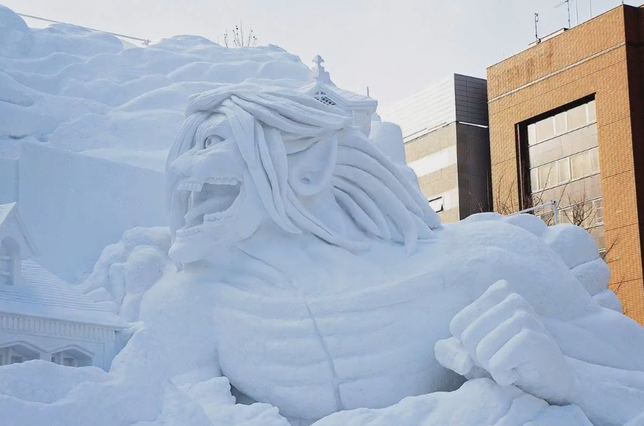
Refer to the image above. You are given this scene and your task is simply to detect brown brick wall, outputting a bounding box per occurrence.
[487,5,644,324]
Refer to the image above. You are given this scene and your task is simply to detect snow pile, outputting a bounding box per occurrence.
[0,5,309,170]
[81,227,173,322]
[0,4,311,279]
[314,379,592,426]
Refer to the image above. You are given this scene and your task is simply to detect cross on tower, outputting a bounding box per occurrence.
[311,55,332,84]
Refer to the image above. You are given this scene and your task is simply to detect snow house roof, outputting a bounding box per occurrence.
[0,260,126,328]
[0,203,15,224]
[300,55,377,110]
[0,202,126,329]
[0,202,37,258]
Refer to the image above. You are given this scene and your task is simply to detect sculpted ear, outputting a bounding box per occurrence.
[287,135,337,196]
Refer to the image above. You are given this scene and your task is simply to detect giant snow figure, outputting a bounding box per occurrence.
[2,85,644,426]
[164,86,644,425]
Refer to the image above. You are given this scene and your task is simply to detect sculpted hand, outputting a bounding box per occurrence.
[435,280,576,405]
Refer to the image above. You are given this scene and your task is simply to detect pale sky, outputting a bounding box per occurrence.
[4,0,637,109]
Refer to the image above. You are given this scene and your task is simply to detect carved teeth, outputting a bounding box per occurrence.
[204,212,226,221]
[206,177,240,185]
[176,227,203,238]
[177,182,204,192]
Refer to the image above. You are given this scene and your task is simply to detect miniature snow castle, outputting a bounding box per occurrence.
[301,55,378,136]
[0,203,126,369]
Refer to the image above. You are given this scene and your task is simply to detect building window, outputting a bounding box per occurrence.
[567,104,588,130]
[589,147,600,173]
[587,100,597,123]
[530,148,599,193]
[535,117,555,143]
[593,198,604,225]
[530,168,540,191]
[527,99,597,146]
[557,158,571,183]
[428,196,444,213]
[571,150,590,179]
[557,197,603,229]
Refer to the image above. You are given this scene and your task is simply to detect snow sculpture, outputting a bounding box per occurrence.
[165,85,644,425]
[3,84,644,426]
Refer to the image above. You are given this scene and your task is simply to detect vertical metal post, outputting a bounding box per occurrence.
[553,200,559,225]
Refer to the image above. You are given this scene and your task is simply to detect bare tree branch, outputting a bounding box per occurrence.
[223,20,258,48]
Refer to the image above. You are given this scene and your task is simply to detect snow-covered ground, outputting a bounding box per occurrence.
[1,4,644,426]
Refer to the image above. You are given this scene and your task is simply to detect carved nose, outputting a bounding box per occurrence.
[169,155,190,177]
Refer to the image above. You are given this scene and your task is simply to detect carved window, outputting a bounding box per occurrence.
[51,348,92,367]
[313,91,337,106]
[0,344,39,364]
[0,237,19,286]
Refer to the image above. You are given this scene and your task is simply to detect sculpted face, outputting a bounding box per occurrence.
[166,88,440,265]
[168,114,266,262]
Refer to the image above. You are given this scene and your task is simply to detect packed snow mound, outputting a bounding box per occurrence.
[0,5,310,169]
[0,360,108,404]
[81,227,174,321]
[460,213,618,310]
[314,379,592,426]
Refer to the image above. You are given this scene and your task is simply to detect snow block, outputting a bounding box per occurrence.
[19,142,166,281]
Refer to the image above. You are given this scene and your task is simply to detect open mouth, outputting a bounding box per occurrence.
[176,177,244,238]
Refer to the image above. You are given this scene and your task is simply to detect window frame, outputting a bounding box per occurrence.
[428,196,444,213]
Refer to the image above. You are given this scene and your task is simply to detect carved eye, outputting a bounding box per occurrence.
[204,135,223,149]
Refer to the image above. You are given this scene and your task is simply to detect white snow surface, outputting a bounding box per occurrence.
[1,5,644,426]
[0,5,311,279]
[0,5,309,168]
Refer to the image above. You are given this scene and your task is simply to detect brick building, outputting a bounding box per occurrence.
[381,74,491,223]
[487,4,644,324]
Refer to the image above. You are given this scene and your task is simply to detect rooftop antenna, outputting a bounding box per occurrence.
[556,0,572,28]
[366,86,370,97]
[534,13,541,42]
[589,0,593,18]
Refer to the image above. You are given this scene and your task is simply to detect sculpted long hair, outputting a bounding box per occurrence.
[166,84,440,254]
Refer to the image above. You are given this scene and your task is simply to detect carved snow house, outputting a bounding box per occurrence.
[0,203,126,370]
[301,55,378,137]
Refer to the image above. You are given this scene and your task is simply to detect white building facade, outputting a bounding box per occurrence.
[0,203,126,370]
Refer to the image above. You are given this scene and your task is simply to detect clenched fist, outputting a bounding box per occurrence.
[435,280,576,405]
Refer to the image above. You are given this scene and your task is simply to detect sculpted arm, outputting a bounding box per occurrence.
[436,280,644,426]
[564,357,644,426]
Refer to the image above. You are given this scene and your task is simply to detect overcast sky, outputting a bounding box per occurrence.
[4,0,636,109]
